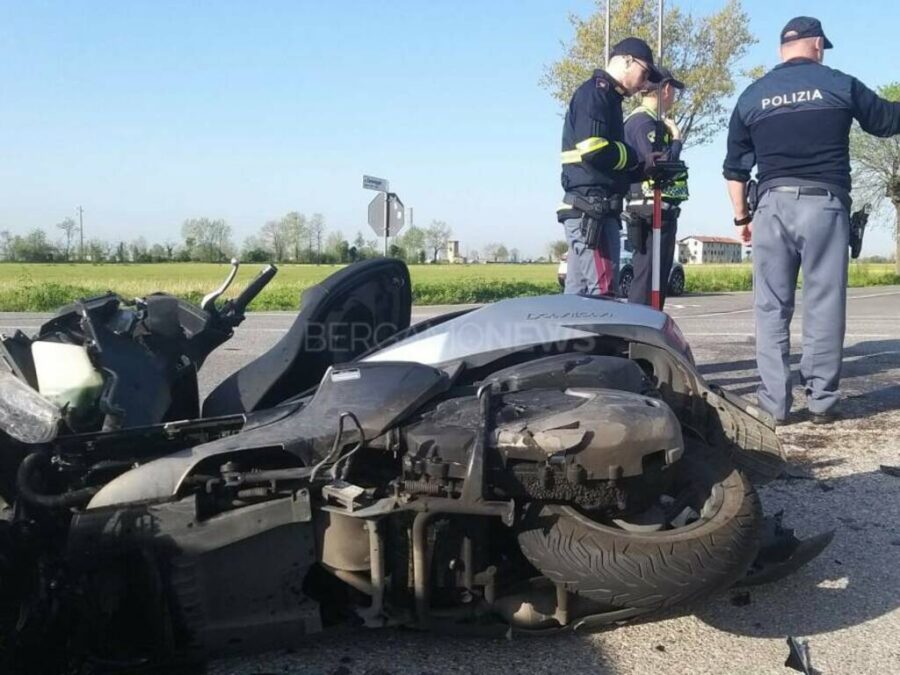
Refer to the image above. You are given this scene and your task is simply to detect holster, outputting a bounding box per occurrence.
[564,193,623,250]
[622,211,649,255]
[747,179,759,216]
[849,206,869,259]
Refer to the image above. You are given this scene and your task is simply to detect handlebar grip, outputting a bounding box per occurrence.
[231,264,277,315]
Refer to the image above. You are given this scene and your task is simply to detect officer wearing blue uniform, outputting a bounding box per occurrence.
[723,16,900,424]
[624,67,688,308]
[558,38,662,296]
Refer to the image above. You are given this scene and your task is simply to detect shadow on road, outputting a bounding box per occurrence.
[697,340,900,419]
[692,467,900,638]
[210,625,618,675]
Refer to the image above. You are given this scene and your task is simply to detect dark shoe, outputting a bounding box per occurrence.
[810,410,842,425]
[773,413,800,427]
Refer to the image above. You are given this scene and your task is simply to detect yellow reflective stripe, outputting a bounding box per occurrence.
[574,137,609,154]
[556,202,574,212]
[561,149,582,164]
[613,142,628,170]
[640,178,689,200]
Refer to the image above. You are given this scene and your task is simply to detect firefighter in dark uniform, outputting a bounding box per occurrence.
[723,16,900,424]
[624,67,688,308]
[558,37,663,296]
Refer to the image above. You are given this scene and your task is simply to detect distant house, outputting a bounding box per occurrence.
[446,239,466,264]
[678,236,743,264]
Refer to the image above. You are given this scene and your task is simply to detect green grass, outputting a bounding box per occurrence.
[0,261,896,311]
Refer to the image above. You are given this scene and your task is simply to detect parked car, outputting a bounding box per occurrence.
[557,250,686,298]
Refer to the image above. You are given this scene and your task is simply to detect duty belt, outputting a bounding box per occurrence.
[767,186,831,197]
[626,198,681,212]
[562,192,624,216]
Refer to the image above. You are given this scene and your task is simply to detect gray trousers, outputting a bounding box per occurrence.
[562,215,621,296]
[752,189,849,419]
[628,213,678,308]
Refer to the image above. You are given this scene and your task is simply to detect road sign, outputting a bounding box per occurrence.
[389,193,405,231]
[367,192,405,237]
[367,193,387,234]
[363,175,389,192]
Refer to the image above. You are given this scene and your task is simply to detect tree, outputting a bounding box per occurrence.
[241,235,271,263]
[510,247,520,263]
[181,218,234,262]
[309,213,326,264]
[281,212,307,262]
[10,229,56,262]
[129,236,149,262]
[86,238,111,262]
[324,231,347,262]
[542,0,758,147]
[149,243,167,262]
[424,220,452,262]
[548,240,569,261]
[260,219,290,262]
[851,82,900,272]
[0,230,11,261]
[56,217,79,261]
[397,225,426,263]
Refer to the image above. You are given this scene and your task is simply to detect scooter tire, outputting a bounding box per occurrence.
[517,449,761,612]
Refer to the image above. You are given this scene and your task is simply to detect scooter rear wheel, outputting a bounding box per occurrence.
[516,446,761,613]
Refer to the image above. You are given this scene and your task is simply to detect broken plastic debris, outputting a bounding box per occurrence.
[736,512,834,587]
[784,636,820,675]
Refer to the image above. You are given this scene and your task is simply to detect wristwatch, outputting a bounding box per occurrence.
[733,215,752,227]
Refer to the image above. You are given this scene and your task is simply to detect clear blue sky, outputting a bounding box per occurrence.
[1,0,897,257]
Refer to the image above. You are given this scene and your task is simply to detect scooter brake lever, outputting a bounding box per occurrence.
[201,258,240,313]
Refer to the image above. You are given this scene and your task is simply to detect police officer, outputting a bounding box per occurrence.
[624,67,688,308]
[559,37,663,296]
[723,16,900,424]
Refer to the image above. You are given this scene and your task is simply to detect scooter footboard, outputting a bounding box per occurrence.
[67,491,321,658]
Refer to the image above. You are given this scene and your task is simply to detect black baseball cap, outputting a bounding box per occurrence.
[781,16,833,49]
[611,37,663,83]
[641,66,684,92]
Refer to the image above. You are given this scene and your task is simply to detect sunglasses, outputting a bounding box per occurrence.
[628,57,651,82]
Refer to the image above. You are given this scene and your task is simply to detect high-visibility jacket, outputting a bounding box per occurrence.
[624,104,689,203]
[558,70,643,220]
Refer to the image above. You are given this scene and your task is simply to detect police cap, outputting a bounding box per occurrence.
[611,37,663,83]
[781,16,833,49]
[641,66,685,93]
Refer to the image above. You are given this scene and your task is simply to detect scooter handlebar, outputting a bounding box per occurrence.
[229,264,278,318]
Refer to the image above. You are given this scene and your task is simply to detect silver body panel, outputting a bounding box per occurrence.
[364,294,667,367]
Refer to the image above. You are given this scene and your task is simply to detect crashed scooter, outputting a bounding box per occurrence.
[0,259,832,673]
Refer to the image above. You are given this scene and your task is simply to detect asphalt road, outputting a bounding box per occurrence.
[3,288,899,674]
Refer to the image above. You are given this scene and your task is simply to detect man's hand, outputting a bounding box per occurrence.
[737,223,752,243]
[664,118,681,141]
[643,151,666,175]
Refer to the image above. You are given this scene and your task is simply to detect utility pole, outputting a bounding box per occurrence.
[604,0,611,64]
[76,206,84,261]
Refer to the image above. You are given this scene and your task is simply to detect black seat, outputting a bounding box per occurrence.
[202,259,412,417]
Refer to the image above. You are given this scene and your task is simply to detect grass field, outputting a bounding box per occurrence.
[0,261,897,311]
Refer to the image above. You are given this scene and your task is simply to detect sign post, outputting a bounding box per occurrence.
[364,175,404,256]
[651,0,665,311]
